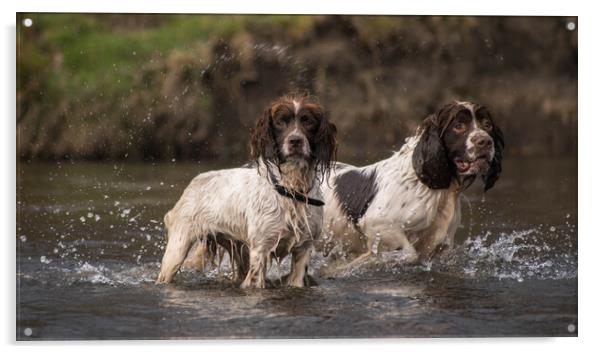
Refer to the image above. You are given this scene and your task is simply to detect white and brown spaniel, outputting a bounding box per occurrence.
[156,94,337,288]
[319,101,504,268]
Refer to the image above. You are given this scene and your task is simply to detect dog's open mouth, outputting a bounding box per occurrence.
[455,155,490,174]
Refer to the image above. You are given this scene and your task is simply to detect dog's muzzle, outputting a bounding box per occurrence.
[284,133,310,157]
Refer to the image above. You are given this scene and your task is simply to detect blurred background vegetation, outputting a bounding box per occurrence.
[17,14,577,164]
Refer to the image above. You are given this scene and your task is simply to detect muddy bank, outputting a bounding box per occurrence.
[17,15,577,162]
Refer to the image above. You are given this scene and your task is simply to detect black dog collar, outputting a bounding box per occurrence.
[267,168,325,207]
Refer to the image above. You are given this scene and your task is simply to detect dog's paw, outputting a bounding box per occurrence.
[399,248,420,265]
[240,278,266,289]
[279,273,316,287]
[155,273,171,285]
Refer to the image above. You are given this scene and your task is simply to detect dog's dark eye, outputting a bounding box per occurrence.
[300,115,316,127]
[482,120,492,130]
[453,122,466,133]
[274,114,290,128]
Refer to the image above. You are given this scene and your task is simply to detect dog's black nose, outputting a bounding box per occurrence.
[288,137,303,147]
[474,135,493,148]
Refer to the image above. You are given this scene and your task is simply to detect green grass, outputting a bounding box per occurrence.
[18,14,316,104]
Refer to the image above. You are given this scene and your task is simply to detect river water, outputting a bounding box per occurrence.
[16,157,577,339]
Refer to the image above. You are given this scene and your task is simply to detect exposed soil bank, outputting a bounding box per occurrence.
[17,15,577,162]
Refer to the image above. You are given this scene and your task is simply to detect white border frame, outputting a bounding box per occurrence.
[3,0,598,353]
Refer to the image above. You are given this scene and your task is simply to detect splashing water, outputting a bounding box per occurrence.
[453,227,577,280]
[17,160,576,286]
[22,222,576,287]
[17,159,577,338]
[309,224,576,282]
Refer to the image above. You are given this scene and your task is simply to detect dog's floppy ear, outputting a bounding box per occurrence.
[250,107,277,164]
[412,108,453,189]
[483,115,504,191]
[313,108,337,176]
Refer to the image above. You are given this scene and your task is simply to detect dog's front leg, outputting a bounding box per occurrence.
[240,247,268,289]
[414,192,458,262]
[365,217,420,263]
[285,241,312,287]
[181,240,205,271]
[339,219,419,271]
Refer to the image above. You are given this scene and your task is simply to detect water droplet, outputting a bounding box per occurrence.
[20,235,27,242]
[549,226,556,232]
[23,327,32,336]
[22,18,33,27]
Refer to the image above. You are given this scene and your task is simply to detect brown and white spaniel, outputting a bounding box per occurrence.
[156,94,337,288]
[319,101,504,268]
